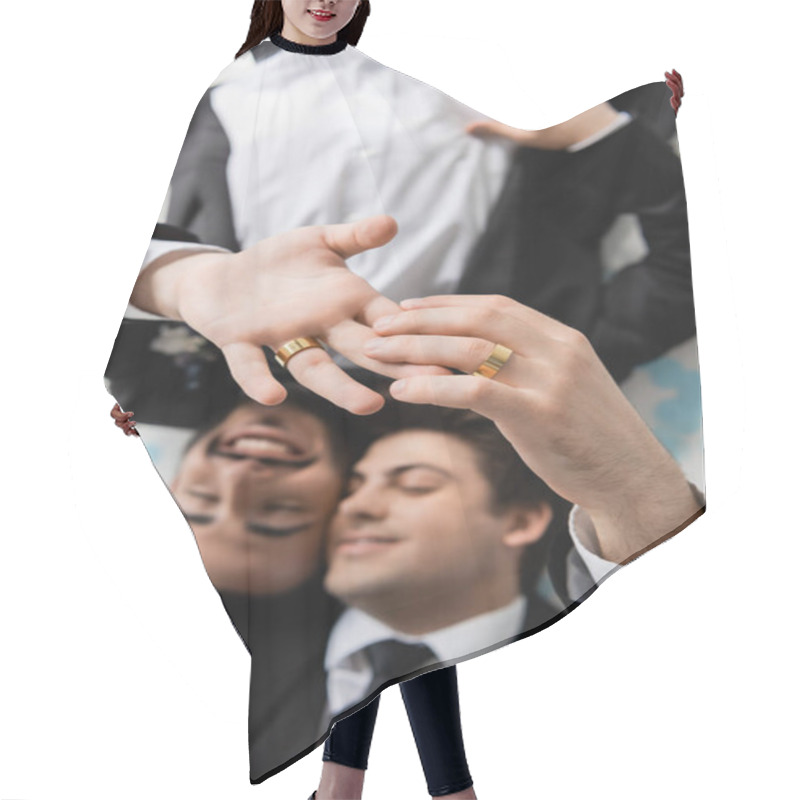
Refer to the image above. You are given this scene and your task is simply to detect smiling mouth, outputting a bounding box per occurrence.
[335,536,402,554]
[308,9,336,21]
[211,425,313,464]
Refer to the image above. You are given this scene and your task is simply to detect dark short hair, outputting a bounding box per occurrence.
[339,369,559,514]
[338,369,572,594]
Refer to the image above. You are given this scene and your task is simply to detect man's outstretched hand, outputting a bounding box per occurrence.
[129,214,452,416]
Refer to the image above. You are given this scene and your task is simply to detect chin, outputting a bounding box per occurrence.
[324,567,380,604]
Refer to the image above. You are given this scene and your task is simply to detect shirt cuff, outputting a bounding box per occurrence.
[567,481,707,586]
[124,241,233,320]
[565,111,632,152]
[568,504,619,585]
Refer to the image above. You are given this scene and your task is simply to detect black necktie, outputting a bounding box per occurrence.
[362,639,439,698]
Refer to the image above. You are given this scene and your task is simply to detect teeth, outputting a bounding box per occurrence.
[231,437,292,454]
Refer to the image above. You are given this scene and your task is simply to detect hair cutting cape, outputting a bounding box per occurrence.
[103,30,705,784]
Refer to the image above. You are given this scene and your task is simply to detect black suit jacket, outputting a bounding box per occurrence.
[455,85,695,383]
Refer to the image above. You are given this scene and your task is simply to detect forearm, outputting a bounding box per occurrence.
[531,102,625,150]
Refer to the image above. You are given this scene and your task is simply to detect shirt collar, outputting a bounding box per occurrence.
[324,594,529,670]
[269,31,348,56]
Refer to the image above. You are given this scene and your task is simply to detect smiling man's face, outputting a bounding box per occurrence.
[170,400,345,595]
[323,429,545,631]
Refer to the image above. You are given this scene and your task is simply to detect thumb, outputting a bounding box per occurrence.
[322,214,399,259]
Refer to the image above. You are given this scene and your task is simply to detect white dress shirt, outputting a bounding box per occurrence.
[322,512,619,717]
[324,593,528,717]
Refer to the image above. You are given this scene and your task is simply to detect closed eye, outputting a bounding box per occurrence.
[182,513,313,538]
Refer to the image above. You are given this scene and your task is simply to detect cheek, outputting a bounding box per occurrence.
[306,468,344,510]
[402,504,463,553]
[409,496,469,530]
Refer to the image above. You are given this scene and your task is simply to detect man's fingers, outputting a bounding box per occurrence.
[220,342,289,406]
[372,305,548,358]
[279,343,387,415]
[388,373,517,420]
[223,339,388,415]
[398,294,567,338]
[357,292,402,327]
[321,214,399,260]
[363,333,527,381]
[326,319,454,379]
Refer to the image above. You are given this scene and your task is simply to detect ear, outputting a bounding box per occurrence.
[501,503,554,548]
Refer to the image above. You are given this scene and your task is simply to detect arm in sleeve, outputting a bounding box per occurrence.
[122,83,240,319]
[504,93,695,384]
[587,113,697,381]
[104,83,238,398]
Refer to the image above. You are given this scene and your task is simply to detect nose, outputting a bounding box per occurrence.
[338,480,388,520]
[216,459,278,516]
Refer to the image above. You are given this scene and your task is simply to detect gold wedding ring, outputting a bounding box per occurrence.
[472,343,513,379]
[274,336,324,368]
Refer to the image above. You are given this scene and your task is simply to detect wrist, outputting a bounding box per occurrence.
[585,453,702,563]
[131,249,228,320]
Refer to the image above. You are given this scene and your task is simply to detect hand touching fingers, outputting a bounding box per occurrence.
[326,319,455,379]
[388,372,520,421]
[221,339,387,414]
[357,291,404,327]
[399,294,569,340]
[364,333,527,384]
[372,303,547,357]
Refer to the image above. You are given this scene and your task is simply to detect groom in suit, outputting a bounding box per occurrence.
[242,393,570,781]
[243,373,703,781]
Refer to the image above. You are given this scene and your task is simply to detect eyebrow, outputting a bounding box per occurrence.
[349,463,453,481]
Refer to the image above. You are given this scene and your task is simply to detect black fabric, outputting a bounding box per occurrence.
[270,30,348,55]
[165,88,239,251]
[362,639,439,697]
[457,102,694,383]
[234,566,345,780]
[152,222,201,243]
